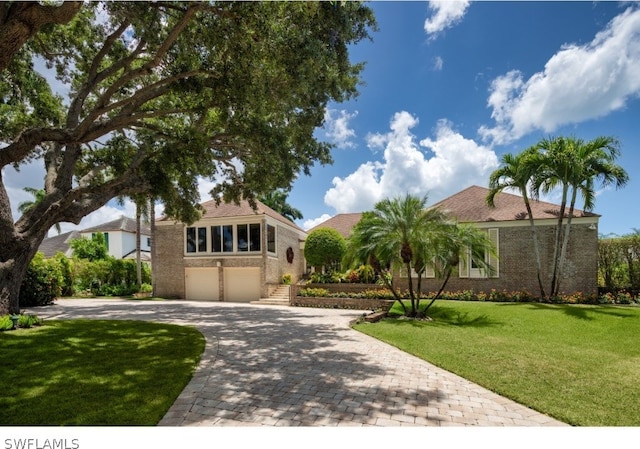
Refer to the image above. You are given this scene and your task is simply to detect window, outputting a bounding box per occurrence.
[237,223,261,252]
[186,227,196,253]
[459,228,499,278]
[267,224,276,254]
[147,237,151,248]
[186,223,262,254]
[212,225,233,253]
[186,227,207,253]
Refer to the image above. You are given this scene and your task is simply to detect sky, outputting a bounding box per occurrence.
[4,1,640,238]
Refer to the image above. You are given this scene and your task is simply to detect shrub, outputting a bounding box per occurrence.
[19,252,64,307]
[281,274,292,285]
[304,228,346,271]
[299,288,330,297]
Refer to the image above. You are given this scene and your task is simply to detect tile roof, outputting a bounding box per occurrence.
[431,185,599,223]
[38,230,81,258]
[308,212,363,238]
[81,216,151,235]
[164,198,305,232]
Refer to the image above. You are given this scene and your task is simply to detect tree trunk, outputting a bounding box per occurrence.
[523,195,547,299]
[550,184,569,297]
[136,203,142,289]
[0,239,41,315]
[555,188,578,296]
[423,267,453,316]
[150,196,156,296]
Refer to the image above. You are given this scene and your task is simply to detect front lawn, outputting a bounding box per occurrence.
[353,300,640,426]
[0,319,205,425]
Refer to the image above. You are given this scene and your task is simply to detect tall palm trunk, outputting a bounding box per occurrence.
[523,195,546,299]
[136,203,142,289]
[149,196,156,296]
[556,187,579,296]
[550,183,569,297]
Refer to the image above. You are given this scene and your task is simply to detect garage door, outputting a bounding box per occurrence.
[185,267,219,301]
[224,267,261,302]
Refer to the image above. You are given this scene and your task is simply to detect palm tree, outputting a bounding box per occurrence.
[18,187,62,234]
[422,223,496,316]
[536,136,628,297]
[343,194,447,317]
[487,147,546,299]
[259,189,303,222]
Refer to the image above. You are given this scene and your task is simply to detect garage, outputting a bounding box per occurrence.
[185,267,219,301]
[223,267,261,302]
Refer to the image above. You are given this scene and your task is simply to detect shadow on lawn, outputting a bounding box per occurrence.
[389,305,501,328]
[497,301,639,321]
[22,300,462,426]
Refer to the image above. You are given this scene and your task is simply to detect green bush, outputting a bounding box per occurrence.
[304,228,346,271]
[299,288,330,297]
[281,274,292,285]
[19,252,64,307]
[73,257,151,296]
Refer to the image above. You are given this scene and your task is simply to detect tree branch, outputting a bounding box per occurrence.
[0,1,83,72]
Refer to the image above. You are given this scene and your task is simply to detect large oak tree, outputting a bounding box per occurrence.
[0,1,376,314]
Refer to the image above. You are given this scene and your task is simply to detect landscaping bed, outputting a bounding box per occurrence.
[290,296,394,311]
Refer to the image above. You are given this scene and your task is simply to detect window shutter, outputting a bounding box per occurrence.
[425,265,435,278]
[459,250,469,278]
[488,228,499,278]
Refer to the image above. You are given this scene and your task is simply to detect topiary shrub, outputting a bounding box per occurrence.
[304,227,346,272]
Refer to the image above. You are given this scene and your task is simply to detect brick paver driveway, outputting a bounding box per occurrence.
[35,299,566,427]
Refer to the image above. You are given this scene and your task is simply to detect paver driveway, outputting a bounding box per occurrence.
[35,299,566,427]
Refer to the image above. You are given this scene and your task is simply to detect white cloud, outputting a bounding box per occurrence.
[323,109,358,149]
[424,1,471,39]
[433,56,444,71]
[480,6,640,144]
[302,214,333,231]
[324,112,499,213]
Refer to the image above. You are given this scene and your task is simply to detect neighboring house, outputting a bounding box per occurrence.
[38,230,81,258]
[154,199,307,302]
[80,216,152,262]
[313,185,600,297]
[39,216,152,262]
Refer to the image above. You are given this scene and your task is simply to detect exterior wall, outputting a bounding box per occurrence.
[265,221,305,287]
[394,220,599,297]
[79,230,150,259]
[154,222,186,299]
[155,216,306,300]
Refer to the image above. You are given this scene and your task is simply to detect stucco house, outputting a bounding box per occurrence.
[39,216,152,262]
[312,185,600,297]
[154,198,307,302]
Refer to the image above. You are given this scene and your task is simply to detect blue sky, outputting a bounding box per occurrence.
[291,1,640,237]
[4,1,640,237]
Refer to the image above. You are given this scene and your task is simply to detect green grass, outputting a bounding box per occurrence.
[353,300,640,426]
[0,320,205,425]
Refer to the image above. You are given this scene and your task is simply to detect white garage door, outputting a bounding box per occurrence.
[185,267,219,301]
[224,267,261,302]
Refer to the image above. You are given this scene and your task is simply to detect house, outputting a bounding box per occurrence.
[80,216,152,262]
[308,212,363,238]
[38,230,81,258]
[154,198,307,302]
[314,186,600,297]
[39,216,152,262]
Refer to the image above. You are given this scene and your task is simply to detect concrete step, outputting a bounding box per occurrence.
[251,285,290,306]
[250,298,289,306]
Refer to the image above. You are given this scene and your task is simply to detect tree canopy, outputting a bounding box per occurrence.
[0,1,377,314]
